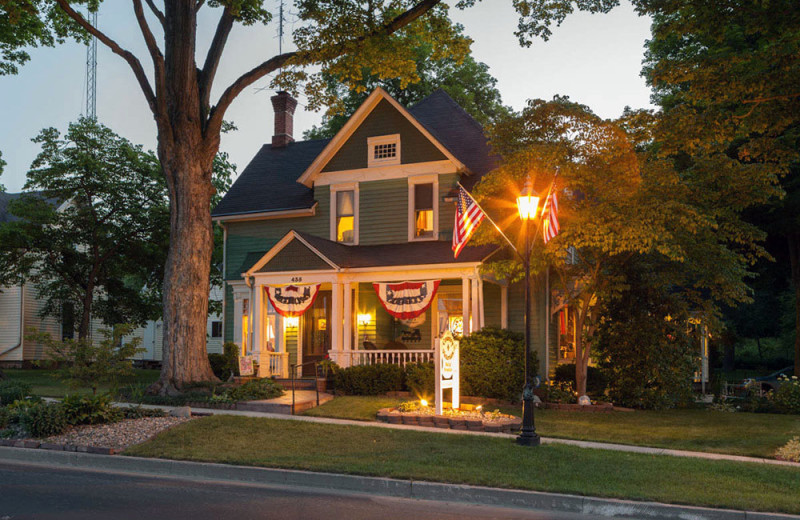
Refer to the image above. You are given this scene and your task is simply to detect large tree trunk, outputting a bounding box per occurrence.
[78,280,94,341]
[574,306,589,396]
[789,231,800,378]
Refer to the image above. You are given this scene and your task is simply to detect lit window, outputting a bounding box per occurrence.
[414,183,434,238]
[336,190,355,243]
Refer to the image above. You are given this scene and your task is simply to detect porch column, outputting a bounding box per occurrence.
[342,281,352,354]
[331,282,343,355]
[500,286,508,329]
[252,284,263,356]
[233,292,245,349]
[462,276,471,336]
[478,278,485,329]
[471,278,480,333]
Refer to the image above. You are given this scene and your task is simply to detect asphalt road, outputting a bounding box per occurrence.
[0,462,604,520]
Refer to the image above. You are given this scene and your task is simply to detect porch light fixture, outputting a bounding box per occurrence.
[516,176,540,221]
[357,313,372,326]
[285,316,299,328]
[516,174,542,447]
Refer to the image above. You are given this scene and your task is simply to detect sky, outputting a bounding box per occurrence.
[0,1,653,193]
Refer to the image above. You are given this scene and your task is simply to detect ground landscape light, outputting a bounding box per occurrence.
[420,399,428,407]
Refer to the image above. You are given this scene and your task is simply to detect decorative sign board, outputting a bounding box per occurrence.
[238,355,254,376]
[435,330,460,415]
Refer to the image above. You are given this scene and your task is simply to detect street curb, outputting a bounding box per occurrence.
[1,446,797,520]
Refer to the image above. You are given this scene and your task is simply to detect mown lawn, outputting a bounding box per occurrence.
[304,396,800,458]
[2,369,160,397]
[126,415,800,514]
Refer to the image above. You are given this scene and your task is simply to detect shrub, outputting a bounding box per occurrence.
[62,393,122,425]
[553,364,608,397]
[776,437,800,462]
[0,380,32,405]
[332,364,405,395]
[773,376,800,414]
[404,362,434,397]
[223,342,241,377]
[226,378,284,401]
[208,353,228,380]
[19,402,67,437]
[0,407,9,429]
[122,406,167,419]
[544,380,578,404]
[460,328,535,402]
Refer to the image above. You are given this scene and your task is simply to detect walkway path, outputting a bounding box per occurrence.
[120,401,800,468]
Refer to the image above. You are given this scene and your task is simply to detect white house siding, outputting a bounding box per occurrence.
[0,285,24,362]
[21,284,61,360]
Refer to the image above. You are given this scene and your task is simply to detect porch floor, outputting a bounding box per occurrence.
[236,391,334,415]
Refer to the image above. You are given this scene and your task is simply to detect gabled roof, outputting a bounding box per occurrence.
[212,88,498,219]
[243,230,499,276]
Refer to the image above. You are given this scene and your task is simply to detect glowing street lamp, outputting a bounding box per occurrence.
[516,175,542,447]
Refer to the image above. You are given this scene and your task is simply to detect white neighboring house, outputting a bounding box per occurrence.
[0,191,223,367]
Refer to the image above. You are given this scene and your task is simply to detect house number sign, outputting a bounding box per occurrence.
[435,330,460,414]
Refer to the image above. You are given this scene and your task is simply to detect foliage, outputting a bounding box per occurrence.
[543,380,577,404]
[223,342,241,378]
[61,392,121,425]
[776,437,800,463]
[18,402,67,437]
[553,364,607,397]
[225,378,283,401]
[459,328,532,402]
[0,150,5,191]
[304,24,508,139]
[0,380,31,405]
[332,364,405,396]
[0,407,9,429]
[207,354,228,380]
[404,362,434,398]
[122,406,167,420]
[317,358,339,379]
[29,324,144,395]
[773,376,800,415]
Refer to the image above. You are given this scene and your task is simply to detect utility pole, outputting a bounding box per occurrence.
[85,9,98,119]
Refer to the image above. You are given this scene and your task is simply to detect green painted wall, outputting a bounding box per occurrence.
[359,179,408,245]
[483,283,502,328]
[257,239,330,272]
[507,275,548,379]
[322,99,446,172]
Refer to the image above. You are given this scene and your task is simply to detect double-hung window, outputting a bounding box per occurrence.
[408,175,438,241]
[331,184,359,244]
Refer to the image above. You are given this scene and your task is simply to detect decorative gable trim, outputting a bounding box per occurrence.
[297,88,466,187]
[243,231,340,277]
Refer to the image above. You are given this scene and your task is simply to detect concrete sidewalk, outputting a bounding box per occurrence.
[118,401,800,468]
[0,446,796,520]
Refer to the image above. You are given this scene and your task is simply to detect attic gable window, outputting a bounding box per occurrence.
[368,134,401,167]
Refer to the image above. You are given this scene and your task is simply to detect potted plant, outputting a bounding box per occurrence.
[317,358,338,393]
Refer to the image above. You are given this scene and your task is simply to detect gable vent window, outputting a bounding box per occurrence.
[368,134,401,167]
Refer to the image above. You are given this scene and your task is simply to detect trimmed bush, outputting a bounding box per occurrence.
[208,353,228,380]
[0,380,32,406]
[226,378,284,401]
[405,362,434,397]
[460,328,536,402]
[333,364,405,395]
[553,364,608,397]
[62,393,122,425]
[773,376,800,414]
[122,406,167,419]
[19,402,67,438]
[223,342,241,377]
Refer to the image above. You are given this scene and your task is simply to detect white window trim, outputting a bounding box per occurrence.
[330,182,359,245]
[408,174,439,242]
[367,134,401,167]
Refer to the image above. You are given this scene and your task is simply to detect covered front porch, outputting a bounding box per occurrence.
[228,231,504,378]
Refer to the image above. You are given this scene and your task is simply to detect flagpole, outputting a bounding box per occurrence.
[457,183,519,254]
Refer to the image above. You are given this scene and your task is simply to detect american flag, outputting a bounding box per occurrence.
[542,190,560,244]
[452,185,485,258]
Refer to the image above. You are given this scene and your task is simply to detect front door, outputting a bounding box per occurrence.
[301,289,331,376]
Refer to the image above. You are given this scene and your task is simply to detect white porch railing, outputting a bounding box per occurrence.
[257,351,290,378]
[344,350,433,367]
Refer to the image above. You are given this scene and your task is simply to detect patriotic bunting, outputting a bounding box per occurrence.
[542,190,560,244]
[373,280,441,320]
[264,284,320,318]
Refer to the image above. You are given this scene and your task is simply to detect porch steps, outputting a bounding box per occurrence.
[273,378,317,391]
[237,391,334,415]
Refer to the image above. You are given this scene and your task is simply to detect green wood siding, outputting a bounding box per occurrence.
[322,99,446,172]
[438,173,459,241]
[359,179,408,245]
[483,283,502,328]
[257,239,330,272]
[507,275,548,378]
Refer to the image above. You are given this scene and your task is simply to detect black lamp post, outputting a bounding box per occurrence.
[516,175,541,447]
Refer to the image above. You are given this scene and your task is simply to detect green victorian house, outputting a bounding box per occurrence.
[212,88,565,379]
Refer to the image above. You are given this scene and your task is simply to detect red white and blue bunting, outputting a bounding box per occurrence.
[264,284,321,318]
[373,280,441,320]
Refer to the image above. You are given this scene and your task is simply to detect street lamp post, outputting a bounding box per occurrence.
[516,175,541,447]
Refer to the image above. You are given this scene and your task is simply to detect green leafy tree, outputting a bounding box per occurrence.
[3,0,618,394]
[0,150,6,191]
[304,24,510,139]
[638,0,800,375]
[27,324,145,395]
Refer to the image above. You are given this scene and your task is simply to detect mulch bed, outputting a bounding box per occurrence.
[376,408,521,433]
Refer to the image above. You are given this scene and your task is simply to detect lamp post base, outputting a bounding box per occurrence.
[516,432,541,446]
[516,383,540,446]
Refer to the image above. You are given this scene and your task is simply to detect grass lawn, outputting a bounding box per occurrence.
[126,415,800,514]
[2,369,160,397]
[304,396,800,458]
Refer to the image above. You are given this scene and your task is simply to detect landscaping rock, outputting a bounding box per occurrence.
[386,414,402,424]
[45,416,191,452]
[87,446,116,455]
[401,415,419,425]
[22,440,40,449]
[433,416,450,428]
[169,406,192,418]
[40,443,64,451]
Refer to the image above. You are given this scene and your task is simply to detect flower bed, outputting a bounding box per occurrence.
[376,403,520,433]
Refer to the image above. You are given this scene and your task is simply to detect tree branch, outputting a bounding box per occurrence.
[205,0,441,137]
[54,0,157,113]
[144,0,165,27]
[199,8,234,117]
[132,0,166,104]
[734,92,800,120]
[196,0,206,12]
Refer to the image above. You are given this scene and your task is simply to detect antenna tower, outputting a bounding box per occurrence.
[85,9,98,119]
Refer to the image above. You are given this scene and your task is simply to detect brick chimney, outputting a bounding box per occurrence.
[271,91,297,148]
